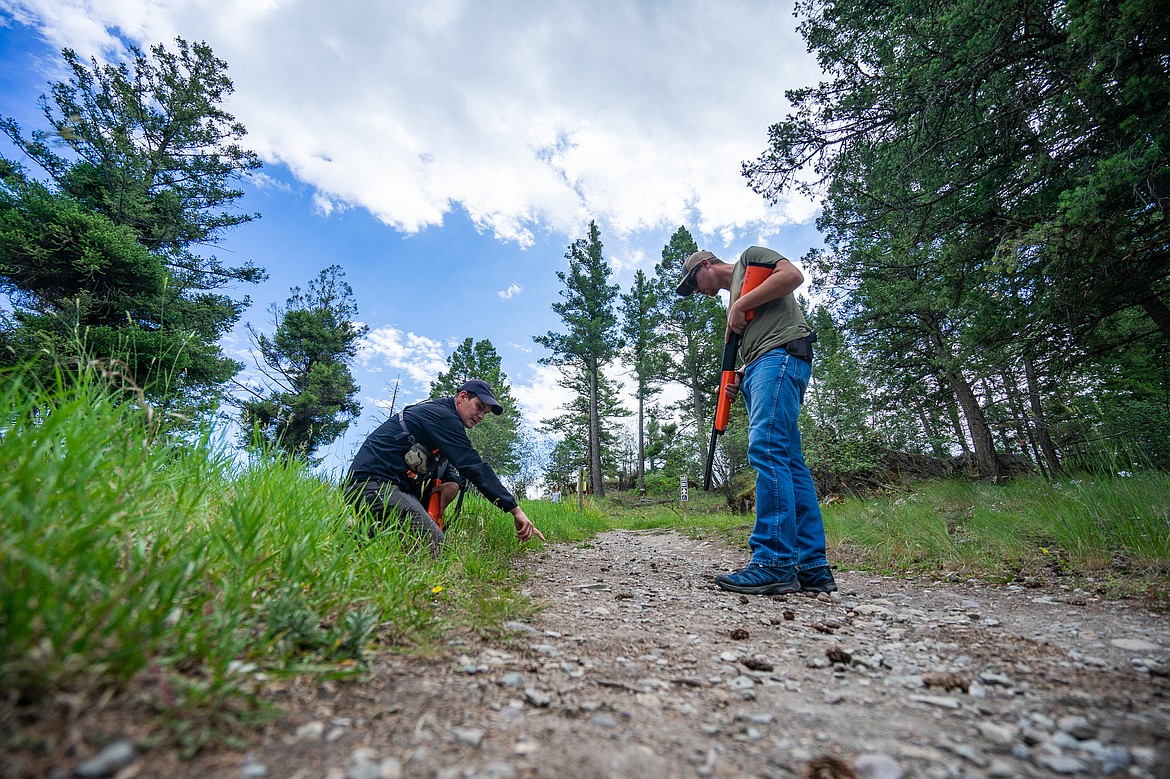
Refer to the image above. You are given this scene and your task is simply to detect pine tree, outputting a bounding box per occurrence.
[240,265,366,461]
[1,38,264,419]
[651,227,726,472]
[619,268,667,492]
[534,221,622,495]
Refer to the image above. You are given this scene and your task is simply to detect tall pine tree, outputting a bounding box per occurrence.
[652,226,726,474]
[1,38,264,419]
[534,221,622,495]
[620,268,667,492]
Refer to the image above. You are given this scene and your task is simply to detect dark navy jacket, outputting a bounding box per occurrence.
[345,397,518,512]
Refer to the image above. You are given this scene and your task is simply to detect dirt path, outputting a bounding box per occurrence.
[32,530,1170,778]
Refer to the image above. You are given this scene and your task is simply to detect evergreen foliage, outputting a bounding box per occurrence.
[0,38,263,420]
[240,265,366,461]
[651,227,727,475]
[742,0,1170,479]
[538,364,630,491]
[619,268,667,492]
[534,221,623,495]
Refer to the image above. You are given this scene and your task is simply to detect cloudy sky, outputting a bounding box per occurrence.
[0,0,826,477]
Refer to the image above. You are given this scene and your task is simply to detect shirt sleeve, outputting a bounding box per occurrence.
[407,402,519,513]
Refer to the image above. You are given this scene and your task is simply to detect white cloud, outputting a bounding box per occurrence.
[357,325,449,388]
[5,0,823,247]
[497,283,523,300]
[512,363,568,430]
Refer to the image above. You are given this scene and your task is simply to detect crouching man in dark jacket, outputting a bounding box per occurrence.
[344,379,544,555]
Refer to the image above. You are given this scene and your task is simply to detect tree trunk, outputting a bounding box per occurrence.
[587,359,605,496]
[1139,289,1170,340]
[915,401,948,457]
[948,369,1001,479]
[982,378,1013,454]
[690,379,704,433]
[928,324,999,479]
[940,375,972,457]
[637,388,646,494]
[1003,370,1047,478]
[1024,356,1062,477]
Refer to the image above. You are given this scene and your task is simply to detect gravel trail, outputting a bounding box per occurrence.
[23,529,1170,778]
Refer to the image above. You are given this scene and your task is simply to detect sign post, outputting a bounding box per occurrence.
[680,474,689,520]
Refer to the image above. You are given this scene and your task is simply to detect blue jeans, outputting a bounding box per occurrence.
[740,348,827,571]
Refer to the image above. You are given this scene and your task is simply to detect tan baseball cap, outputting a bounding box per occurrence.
[675,250,717,296]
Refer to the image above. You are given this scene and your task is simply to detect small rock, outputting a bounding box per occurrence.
[295,721,325,741]
[854,752,903,779]
[1056,715,1095,740]
[481,764,516,779]
[741,656,773,672]
[500,672,524,688]
[987,758,1015,777]
[729,675,756,689]
[378,757,403,779]
[452,727,484,746]
[524,687,552,707]
[502,621,538,635]
[1131,746,1157,768]
[978,672,1014,687]
[922,671,968,692]
[590,713,619,728]
[347,755,380,779]
[907,694,960,709]
[1034,752,1088,774]
[242,760,269,778]
[854,604,893,617]
[1085,743,1131,773]
[977,722,1016,746]
[74,741,137,778]
[1109,638,1160,652]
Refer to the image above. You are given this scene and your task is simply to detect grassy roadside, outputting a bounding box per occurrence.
[594,475,1170,604]
[0,368,606,755]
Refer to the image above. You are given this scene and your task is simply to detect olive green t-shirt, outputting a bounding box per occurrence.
[729,246,811,368]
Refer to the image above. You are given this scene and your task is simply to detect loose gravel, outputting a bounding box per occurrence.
[12,529,1170,778]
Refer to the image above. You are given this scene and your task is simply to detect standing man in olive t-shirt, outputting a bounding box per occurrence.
[674,246,836,594]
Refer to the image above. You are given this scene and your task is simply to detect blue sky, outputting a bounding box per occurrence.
[0,1,826,478]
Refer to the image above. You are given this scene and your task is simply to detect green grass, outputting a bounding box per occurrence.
[595,476,1170,603]
[818,476,1170,596]
[0,365,606,753]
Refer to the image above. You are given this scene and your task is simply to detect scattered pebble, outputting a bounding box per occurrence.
[74,741,137,778]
